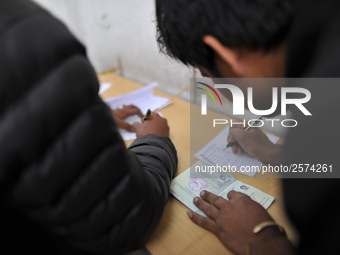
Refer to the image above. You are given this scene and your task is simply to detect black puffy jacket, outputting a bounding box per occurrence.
[0,0,177,254]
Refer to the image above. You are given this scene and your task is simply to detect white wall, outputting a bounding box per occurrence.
[32,0,193,100]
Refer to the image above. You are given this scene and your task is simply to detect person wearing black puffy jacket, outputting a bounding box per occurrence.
[0,0,177,254]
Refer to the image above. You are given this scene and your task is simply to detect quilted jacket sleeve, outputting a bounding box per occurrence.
[0,0,177,254]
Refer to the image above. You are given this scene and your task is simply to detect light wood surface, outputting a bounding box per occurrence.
[98,73,299,255]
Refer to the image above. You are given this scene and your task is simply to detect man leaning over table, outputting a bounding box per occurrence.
[0,0,177,254]
[155,0,340,254]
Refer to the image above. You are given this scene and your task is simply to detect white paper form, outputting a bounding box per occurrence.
[194,126,280,177]
[99,83,112,94]
[103,82,172,141]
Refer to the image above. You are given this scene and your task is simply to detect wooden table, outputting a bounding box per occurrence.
[98,73,299,255]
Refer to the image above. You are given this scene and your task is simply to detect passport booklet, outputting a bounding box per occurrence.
[170,159,275,215]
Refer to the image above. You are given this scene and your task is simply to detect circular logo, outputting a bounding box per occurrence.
[188,178,208,192]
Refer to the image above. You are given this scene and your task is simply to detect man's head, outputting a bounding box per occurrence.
[155,0,296,78]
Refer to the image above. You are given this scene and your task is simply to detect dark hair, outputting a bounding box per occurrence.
[155,0,296,71]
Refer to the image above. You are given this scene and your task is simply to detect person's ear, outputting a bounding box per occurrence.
[203,35,244,76]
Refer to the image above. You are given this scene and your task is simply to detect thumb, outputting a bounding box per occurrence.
[228,127,246,143]
[131,122,141,132]
[228,128,247,155]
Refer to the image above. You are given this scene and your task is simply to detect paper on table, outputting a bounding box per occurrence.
[103,82,172,141]
[99,83,112,94]
[194,126,280,177]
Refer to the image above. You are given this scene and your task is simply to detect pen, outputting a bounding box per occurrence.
[224,115,263,150]
[142,109,152,122]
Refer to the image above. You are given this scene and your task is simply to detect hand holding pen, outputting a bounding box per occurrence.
[133,109,169,138]
[225,116,281,164]
[224,116,263,150]
[142,109,152,122]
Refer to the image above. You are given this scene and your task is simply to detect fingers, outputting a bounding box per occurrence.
[228,127,245,143]
[199,190,227,209]
[232,144,239,154]
[227,190,246,200]
[149,112,161,119]
[131,122,141,131]
[227,141,242,155]
[227,123,245,142]
[116,118,133,132]
[127,108,144,118]
[187,211,217,234]
[193,196,220,219]
[228,127,247,154]
[132,113,169,138]
[122,105,143,117]
[148,112,167,123]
